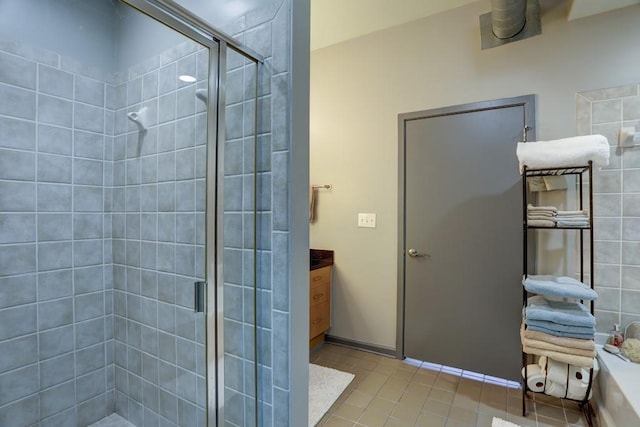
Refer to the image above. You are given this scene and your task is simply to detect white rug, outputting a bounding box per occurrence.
[492,417,523,427]
[309,363,355,426]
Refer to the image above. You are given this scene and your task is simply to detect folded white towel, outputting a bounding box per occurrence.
[528,219,556,227]
[517,134,609,174]
[528,204,558,213]
[528,213,556,219]
[557,210,588,216]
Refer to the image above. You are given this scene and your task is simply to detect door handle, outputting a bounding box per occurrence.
[194,281,206,313]
[408,248,430,258]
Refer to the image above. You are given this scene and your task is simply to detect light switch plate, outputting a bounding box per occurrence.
[358,213,376,228]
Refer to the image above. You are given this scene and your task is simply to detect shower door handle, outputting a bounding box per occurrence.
[194,281,207,313]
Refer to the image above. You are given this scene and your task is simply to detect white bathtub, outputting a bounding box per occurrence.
[594,346,640,427]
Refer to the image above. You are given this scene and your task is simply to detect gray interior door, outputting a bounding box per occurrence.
[401,97,534,381]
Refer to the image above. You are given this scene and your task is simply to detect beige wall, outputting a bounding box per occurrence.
[310,1,640,349]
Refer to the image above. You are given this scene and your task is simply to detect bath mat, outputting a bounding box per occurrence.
[308,363,355,426]
[492,417,523,427]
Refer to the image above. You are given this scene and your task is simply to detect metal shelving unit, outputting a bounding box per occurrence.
[521,161,596,426]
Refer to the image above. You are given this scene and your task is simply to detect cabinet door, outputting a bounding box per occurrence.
[310,302,330,338]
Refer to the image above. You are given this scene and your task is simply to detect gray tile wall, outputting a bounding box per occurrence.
[0,39,114,427]
[0,1,291,425]
[220,1,292,426]
[577,84,640,334]
[111,40,208,427]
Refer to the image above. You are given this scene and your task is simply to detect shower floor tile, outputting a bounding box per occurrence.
[88,414,135,427]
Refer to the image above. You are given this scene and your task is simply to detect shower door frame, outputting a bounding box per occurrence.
[120,1,263,425]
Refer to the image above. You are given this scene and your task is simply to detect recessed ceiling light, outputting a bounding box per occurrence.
[178,75,196,83]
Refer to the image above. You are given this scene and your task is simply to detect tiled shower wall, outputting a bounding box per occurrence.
[0,40,114,426]
[111,40,208,426]
[576,84,640,334]
[219,1,293,425]
[215,0,291,426]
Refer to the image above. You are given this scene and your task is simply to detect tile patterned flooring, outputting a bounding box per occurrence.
[311,344,591,427]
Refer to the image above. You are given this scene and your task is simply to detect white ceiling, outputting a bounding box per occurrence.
[311,0,640,51]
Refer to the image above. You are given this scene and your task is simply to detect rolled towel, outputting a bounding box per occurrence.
[522,324,596,352]
[517,134,610,174]
[523,275,598,300]
[526,295,595,328]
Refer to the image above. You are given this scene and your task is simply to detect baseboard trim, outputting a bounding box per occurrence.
[325,335,397,358]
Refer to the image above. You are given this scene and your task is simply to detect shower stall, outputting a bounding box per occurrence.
[0,0,281,425]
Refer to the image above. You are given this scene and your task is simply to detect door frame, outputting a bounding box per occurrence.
[395,95,536,360]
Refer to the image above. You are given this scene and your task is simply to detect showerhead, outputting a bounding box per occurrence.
[196,89,208,104]
[127,106,148,132]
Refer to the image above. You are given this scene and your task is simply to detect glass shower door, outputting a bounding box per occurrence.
[110,3,215,426]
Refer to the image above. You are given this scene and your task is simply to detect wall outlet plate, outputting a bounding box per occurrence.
[358,213,376,228]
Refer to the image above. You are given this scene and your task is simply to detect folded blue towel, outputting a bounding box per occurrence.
[525,319,595,339]
[525,296,595,327]
[525,323,595,340]
[557,220,589,227]
[523,275,597,300]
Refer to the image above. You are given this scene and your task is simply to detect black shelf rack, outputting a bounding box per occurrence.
[521,161,596,426]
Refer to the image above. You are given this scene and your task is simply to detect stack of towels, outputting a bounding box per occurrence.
[521,275,598,369]
[527,204,556,227]
[527,205,590,228]
[556,210,589,227]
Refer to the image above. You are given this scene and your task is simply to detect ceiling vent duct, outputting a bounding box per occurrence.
[480,0,541,50]
[491,0,527,39]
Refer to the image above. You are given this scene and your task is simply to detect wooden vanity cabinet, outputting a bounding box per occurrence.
[309,265,331,349]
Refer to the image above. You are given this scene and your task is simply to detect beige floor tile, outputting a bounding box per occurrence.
[444,419,472,427]
[390,402,421,424]
[452,394,480,412]
[311,345,554,427]
[433,376,459,393]
[367,397,397,415]
[416,412,447,427]
[405,382,432,397]
[323,415,356,427]
[346,390,375,408]
[534,402,566,421]
[413,371,439,386]
[429,388,455,405]
[398,392,428,409]
[447,406,478,424]
[383,417,409,427]
[505,413,537,427]
[564,408,588,426]
[356,408,390,427]
[377,384,406,402]
[423,400,451,418]
[335,403,366,422]
[537,415,569,427]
